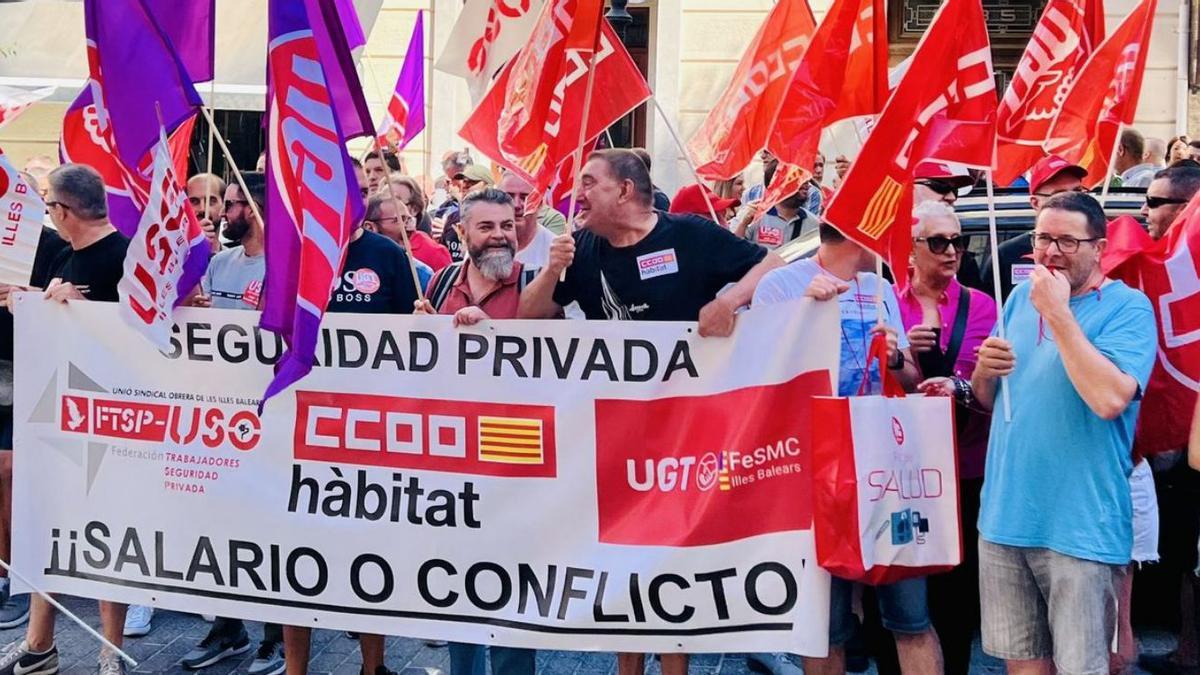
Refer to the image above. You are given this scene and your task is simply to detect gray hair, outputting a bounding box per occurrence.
[460,188,514,226]
[911,200,959,238]
[48,164,108,220]
[365,193,391,224]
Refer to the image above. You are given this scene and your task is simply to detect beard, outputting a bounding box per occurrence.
[471,243,516,281]
[223,217,249,243]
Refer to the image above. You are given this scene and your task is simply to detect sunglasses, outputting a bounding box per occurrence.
[914,235,964,254]
[915,179,957,195]
[45,200,70,211]
[1145,195,1190,209]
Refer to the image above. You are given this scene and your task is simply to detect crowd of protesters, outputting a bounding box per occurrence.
[0,128,1197,675]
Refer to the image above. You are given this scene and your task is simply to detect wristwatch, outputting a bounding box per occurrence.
[887,351,905,370]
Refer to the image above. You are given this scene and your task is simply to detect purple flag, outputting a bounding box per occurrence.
[146,0,216,83]
[261,0,374,406]
[377,10,426,151]
[307,0,374,140]
[336,0,368,52]
[85,0,203,170]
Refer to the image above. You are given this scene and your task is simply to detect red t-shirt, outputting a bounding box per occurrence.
[409,230,452,272]
[434,261,523,319]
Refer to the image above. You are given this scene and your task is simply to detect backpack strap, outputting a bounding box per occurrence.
[427,262,464,312]
[517,266,539,293]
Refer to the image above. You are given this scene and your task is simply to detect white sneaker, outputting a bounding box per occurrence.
[122,605,153,637]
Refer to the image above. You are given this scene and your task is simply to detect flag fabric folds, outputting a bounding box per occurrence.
[688,0,817,181]
[377,10,427,151]
[768,0,886,175]
[118,127,209,350]
[1044,0,1155,188]
[0,146,46,286]
[496,0,606,159]
[0,85,55,131]
[822,0,996,287]
[261,0,375,406]
[993,0,1105,186]
[145,0,217,83]
[437,0,547,102]
[1103,209,1200,456]
[459,20,649,201]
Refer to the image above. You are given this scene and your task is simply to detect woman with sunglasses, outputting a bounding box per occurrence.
[899,201,997,675]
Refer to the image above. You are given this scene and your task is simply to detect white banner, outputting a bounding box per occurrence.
[0,148,45,286]
[14,297,838,654]
[436,0,546,102]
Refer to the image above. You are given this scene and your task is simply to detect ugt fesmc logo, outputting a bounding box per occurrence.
[59,395,261,451]
[293,391,557,478]
[596,371,830,547]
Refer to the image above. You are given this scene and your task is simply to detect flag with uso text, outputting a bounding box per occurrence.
[822,0,996,286]
[13,298,838,654]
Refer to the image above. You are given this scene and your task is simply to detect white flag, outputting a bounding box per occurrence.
[0,85,55,130]
[0,147,45,286]
[117,128,195,350]
[435,0,546,102]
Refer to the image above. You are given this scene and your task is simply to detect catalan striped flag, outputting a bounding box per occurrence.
[718,451,732,491]
[478,417,546,465]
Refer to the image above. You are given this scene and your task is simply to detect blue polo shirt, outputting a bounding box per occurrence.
[978,280,1155,564]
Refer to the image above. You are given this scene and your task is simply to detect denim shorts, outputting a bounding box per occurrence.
[979,539,1117,675]
[828,575,931,645]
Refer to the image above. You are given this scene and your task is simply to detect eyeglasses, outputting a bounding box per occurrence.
[45,200,69,211]
[914,235,964,254]
[1145,195,1190,209]
[223,199,250,212]
[1033,186,1089,198]
[1032,233,1101,254]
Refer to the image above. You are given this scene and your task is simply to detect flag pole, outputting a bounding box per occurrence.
[199,106,266,243]
[371,134,429,303]
[0,558,138,668]
[650,97,722,225]
[204,79,217,238]
[424,2,436,188]
[1100,123,1123,208]
[985,169,1013,421]
[560,35,603,280]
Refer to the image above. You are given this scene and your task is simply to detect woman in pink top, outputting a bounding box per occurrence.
[896,200,997,675]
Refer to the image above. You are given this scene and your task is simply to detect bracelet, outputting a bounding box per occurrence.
[952,376,975,408]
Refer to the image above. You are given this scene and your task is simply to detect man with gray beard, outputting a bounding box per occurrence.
[419,188,540,326]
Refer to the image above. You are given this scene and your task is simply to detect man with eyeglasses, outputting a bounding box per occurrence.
[899,201,997,675]
[365,182,450,274]
[980,155,1088,303]
[970,191,1155,675]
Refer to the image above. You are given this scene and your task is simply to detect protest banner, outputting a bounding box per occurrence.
[13,297,838,655]
[0,148,44,286]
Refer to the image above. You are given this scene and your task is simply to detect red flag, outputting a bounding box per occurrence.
[994,0,1104,186]
[459,21,649,197]
[822,0,996,287]
[753,162,813,223]
[1044,0,1154,188]
[688,0,817,181]
[1104,207,1200,456]
[496,0,605,158]
[768,0,887,173]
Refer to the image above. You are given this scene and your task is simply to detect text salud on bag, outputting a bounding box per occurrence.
[810,333,961,585]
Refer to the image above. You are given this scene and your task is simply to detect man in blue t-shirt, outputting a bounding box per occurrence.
[752,224,933,675]
[970,191,1156,675]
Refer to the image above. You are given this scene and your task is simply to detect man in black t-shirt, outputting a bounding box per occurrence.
[0,163,133,675]
[326,227,421,314]
[519,149,782,337]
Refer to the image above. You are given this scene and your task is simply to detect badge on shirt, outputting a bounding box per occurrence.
[1011,263,1035,285]
[637,249,679,280]
[758,227,783,247]
[242,280,262,308]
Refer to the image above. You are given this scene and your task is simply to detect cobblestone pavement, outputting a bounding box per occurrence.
[0,598,1171,674]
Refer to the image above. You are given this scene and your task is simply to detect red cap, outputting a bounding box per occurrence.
[1029,155,1088,194]
[914,161,975,189]
[669,184,738,219]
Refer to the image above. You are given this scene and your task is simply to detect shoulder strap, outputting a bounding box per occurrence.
[943,287,973,372]
[428,262,463,311]
[518,267,538,293]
